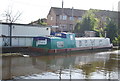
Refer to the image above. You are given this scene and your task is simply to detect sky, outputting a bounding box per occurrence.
[0,0,119,24]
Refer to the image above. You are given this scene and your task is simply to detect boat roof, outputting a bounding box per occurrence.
[48,36,62,39]
[75,37,109,40]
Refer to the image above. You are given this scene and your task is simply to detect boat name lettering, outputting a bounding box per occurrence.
[57,41,64,48]
[36,39,47,46]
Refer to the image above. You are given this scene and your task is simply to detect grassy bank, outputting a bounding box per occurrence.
[0,53,23,56]
[113,46,120,50]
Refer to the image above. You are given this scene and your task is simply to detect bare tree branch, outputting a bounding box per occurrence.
[11,12,22,23]
[2,8,22,23]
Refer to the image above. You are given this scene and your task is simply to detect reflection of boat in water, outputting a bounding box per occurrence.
[2,50,118,80]
[29,32,112,54]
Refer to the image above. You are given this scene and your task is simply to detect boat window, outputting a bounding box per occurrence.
[79,40,82,46]
[90,39,95,46]
[99,40,102,46]
[85,40,87,46]
[55,33,62,36]
[70,35,74,40]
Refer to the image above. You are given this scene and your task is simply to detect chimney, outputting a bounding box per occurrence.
[62,0,63,9]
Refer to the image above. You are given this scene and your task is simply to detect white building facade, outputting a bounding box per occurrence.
[0,23,51,47]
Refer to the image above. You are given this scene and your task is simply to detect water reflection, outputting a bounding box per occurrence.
[2,50,119,80]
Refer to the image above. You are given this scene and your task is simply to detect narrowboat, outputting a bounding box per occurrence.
[30,32,112,54]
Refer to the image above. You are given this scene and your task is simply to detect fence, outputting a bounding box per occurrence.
[0,36,33,47]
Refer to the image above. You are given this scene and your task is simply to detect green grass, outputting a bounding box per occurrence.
[0,53,22,56]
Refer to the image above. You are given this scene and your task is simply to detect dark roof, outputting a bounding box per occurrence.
[51,7,86,17]
[0,22,49,27]
[50,7,119,19]
[94,10,118,18]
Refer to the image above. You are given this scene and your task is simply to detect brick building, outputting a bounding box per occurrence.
[47,7,119,32]
[47,7,86,32]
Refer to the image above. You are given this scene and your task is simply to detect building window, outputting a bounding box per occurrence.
[60,15,62,20]
[51,17,53,20]
[78,17,82,21]
[61,24,67,28]
[70,24,73,28]
[69,16,74,20]
[63,15,67,20]
[60,15,67,20]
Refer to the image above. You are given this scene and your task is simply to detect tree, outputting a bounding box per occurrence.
[105,20,117,42]
[113,35,120,46]
[3,8,22,23]
[2,8,22,46]
[74,9,99,36]
[30,18,47,26]
[39,18,47,26]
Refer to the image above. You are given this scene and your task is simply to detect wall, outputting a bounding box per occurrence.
[0,24,2,47]
[47,9,56,26]
[0,24,2,36]
[0,23,51,47]
[11,37,33,46]
[0,23,51,36]
[12,25,50,36]
[1,24,9,36]
[0,38,2,47]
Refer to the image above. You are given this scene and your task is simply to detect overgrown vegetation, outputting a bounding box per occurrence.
[112,35,120,46]
[74,9,100,36]
[30,18,47,26]
[105,20,117,42]
[74,9,119,46]
[37,18,47,26]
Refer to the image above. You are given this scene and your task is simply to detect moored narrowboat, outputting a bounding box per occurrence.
[30,32,112,54]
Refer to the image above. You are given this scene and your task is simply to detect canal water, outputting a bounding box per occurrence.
[2,50,120,80]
